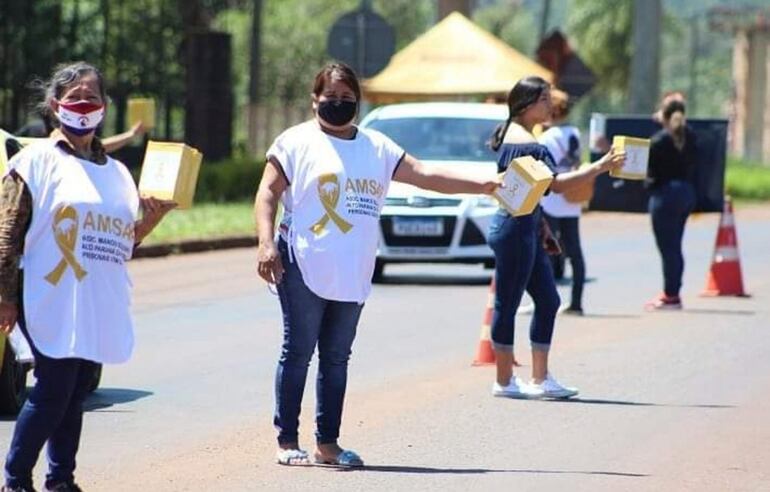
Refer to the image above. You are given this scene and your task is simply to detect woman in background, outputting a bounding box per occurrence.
[539,89,586,315]
[645,99,697,310]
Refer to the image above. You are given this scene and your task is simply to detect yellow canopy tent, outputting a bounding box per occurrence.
[363,12,553,103]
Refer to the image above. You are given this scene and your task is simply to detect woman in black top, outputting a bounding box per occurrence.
[646,99,697,310]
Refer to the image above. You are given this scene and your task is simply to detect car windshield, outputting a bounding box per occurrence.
[366,117,499,162]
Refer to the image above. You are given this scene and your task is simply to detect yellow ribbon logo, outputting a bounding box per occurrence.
[45,205,88,286]
[309,173,353,235]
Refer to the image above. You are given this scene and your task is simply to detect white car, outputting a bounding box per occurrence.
[359,102,507,281]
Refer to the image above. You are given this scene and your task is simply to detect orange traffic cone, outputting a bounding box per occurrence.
[701,197,749,297]
[473,279,520,366]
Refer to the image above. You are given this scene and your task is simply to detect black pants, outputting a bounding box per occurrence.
[648,181,696,297]
[544,214,585,310]
[4,309,99,489]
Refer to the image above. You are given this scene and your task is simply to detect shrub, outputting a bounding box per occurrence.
[725,156,770,201]
[195,155,266,203]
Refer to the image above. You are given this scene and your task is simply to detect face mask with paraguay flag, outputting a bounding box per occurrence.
[56,100,105,136]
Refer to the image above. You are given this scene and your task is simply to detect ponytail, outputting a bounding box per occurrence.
[489,119,512,152]
[487,76,550,152]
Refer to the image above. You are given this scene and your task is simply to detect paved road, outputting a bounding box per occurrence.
[1,206,769,491]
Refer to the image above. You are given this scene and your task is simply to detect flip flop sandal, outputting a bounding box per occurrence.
[276,448,310,466]
[314,449,364,468]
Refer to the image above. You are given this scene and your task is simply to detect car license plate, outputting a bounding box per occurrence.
[392,217,444,236]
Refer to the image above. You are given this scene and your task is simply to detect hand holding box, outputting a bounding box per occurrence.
[138,141,202,209]
[610,136,650,180]
[493,155,554,216]
[127,98,156,130]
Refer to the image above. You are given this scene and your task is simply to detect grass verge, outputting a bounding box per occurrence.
[726,156,770,201]
[142,202,254,245]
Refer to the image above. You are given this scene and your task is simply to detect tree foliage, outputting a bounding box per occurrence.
[0,0,194,137]
[567,0,633,97]
[0,0,745,153]
[0,0,433,144]
[256,0,433,104]
[473,0,538,56]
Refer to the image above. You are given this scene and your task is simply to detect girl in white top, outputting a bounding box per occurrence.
[0,62,175,492]
[255,62,499,468]
[539,90,587,314]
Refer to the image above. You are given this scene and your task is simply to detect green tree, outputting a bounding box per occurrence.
[256,0,433,105]
[567,0,633,97]
[0,0,64,131]
[473,0,538,56]
[0,0,191,139]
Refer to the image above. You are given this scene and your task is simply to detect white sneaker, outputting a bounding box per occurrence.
[492,376,530,399]
[524,374,579,399]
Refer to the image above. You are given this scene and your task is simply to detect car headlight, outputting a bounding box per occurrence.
[476,195,498,208]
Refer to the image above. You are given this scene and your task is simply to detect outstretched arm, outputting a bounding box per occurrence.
[550,147,625,193]
[103,122,146,153]
[393,153,499,195]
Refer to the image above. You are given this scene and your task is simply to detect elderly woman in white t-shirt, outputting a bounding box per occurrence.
[0,62,174,492]
[254,62,499,468]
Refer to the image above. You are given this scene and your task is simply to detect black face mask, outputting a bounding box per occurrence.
[318,99,357,127]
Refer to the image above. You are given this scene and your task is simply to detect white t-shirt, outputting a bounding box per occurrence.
[9,140,139,363]
[539,125,583,218]
[267,121,404,303]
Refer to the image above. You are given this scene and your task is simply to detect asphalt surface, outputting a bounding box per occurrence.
[1,205,768,491]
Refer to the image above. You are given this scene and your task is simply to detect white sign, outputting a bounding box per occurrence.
[495,170,533,214]
[139,150,181,191]
[623,144,650,176]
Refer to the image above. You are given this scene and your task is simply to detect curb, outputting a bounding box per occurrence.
[134,236,257,259]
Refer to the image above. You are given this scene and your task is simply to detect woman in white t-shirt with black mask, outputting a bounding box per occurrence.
[254,62,499,468]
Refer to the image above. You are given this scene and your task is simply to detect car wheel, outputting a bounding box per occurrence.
[88,363,103,393]
[372,259,385,283]
[0,342,28,415]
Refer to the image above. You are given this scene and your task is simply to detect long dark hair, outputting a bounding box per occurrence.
[662,99,685,121]
[489,76,550,151]
[662,99,686,141]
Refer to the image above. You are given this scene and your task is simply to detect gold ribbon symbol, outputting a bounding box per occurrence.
[45,205,88,286]
[309,173,353,235]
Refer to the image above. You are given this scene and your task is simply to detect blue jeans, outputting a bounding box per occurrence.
[274,239,363,445]
[649,181,696,297]
[4,310,99,490]
[487,208,560,352]
[544,214,585,310]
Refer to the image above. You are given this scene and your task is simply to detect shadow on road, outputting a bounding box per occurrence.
[555,277,597,286]
[84,388,153,412]
[332,465,648,477]
[548,397,735,409]
[378,275,492,286]
[378,274,603,287]
[579,313,642,319]
[684,308,755,316]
